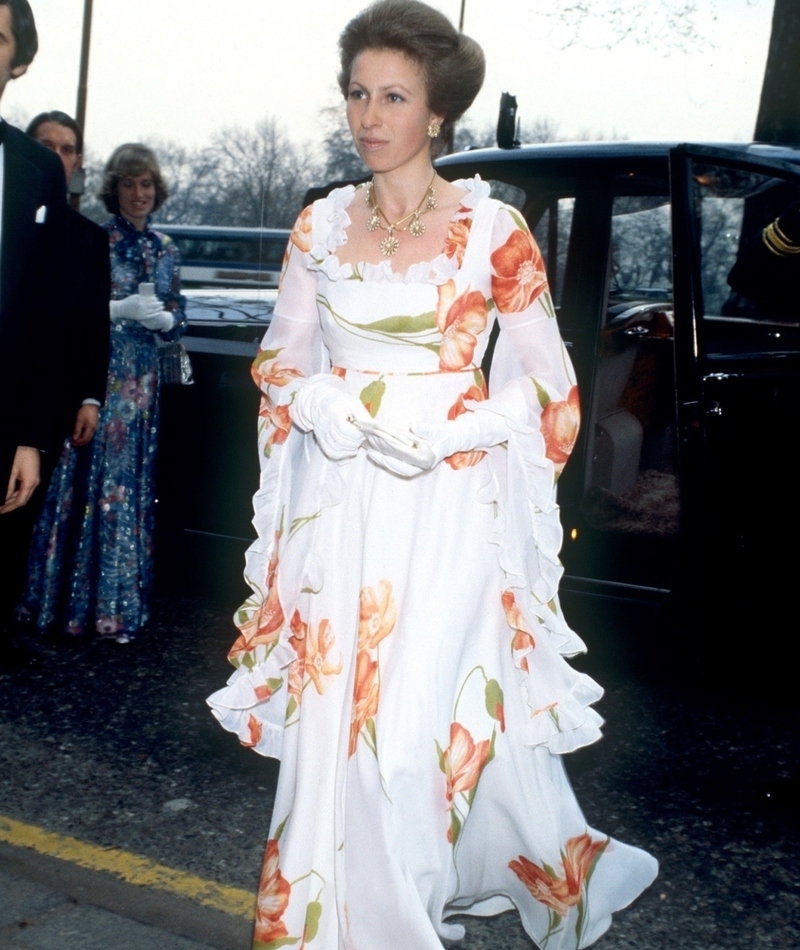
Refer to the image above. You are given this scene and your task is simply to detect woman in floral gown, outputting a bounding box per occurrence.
[19,144,185,642]
[208,2,657,947]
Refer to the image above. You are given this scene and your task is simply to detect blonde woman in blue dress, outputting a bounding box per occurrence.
[209,3,657,947]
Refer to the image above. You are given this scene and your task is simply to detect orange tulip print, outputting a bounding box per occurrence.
[261,403,292,456]
[502,589,536,672]
[445,383,489,469]
[509,833,608,917]
[241,714,263,749]
[436,280,489,371]
[508,853,572,916]
[541,385,581,471]
[304,618,343,695]
[253,838,292,945]
[290,204,313,253]
[251,351,304,394]
[349,650,381,757]
[563,833,608,899]
[287,610,307,703]
[358,580,397,651]
[443,216,472,267]
[229,541,285,661]
[490,227,548,314]
[442,722,491,805]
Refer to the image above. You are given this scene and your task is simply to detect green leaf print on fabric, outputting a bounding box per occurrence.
[317,295,441,354]
[359,379,386,417]
[531,377,552,411]
[484,678,506,731]
[303,901,322,943]
[289,511,322,540]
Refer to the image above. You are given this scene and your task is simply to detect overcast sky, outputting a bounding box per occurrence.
[3,0,774,162]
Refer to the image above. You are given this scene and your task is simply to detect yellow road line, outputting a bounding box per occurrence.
[0,813,255,919]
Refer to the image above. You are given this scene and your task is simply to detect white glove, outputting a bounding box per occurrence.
[367,409,510,476]
[140,310,175,331]
[110,293,164,323]
[292,375,371,460]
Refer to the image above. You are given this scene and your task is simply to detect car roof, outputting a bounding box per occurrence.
[437,140,800,165]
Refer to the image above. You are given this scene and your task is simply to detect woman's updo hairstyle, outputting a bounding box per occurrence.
[99,143,169,216]
[338,0,485,145]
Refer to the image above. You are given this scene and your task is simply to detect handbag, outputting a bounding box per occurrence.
[158,340,194,386]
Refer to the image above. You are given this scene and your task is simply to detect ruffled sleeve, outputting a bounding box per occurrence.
[471,205,600,753]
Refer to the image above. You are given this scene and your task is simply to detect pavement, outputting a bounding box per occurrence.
[0,551,798,949]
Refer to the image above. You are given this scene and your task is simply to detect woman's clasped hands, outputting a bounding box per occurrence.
[293,374,511,476]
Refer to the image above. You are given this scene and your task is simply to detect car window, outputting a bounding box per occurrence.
[609,197,672,308]
[583,193,679,543]
[691,160,800,357]
[532,198,574,309]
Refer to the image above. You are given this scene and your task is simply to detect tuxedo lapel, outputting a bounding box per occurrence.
[1,136,46,314]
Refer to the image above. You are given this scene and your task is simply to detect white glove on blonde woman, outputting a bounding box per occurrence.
[140,310,175,332]
[109,294,164,323]
[292,375,371,460]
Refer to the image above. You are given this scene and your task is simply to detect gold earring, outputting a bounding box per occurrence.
[427,122,441,139]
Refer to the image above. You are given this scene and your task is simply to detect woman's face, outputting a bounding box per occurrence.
[346,48,442,176]
[117,172,156,230]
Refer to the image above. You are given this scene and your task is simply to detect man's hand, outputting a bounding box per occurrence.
[72,404,99,446]
[0,446,40,514]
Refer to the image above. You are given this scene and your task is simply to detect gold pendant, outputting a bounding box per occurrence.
[379,234,399,256]
[409,214,426,237]
[426,192,437,211]
[367,212,380,232]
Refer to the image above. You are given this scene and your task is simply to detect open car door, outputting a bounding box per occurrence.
[669,144,800,630]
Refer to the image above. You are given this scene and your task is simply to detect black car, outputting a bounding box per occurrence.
[160,141,800,629]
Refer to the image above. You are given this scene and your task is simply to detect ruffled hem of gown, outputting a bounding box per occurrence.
[307,176,492,285]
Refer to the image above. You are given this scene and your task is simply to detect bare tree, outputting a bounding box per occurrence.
[319,105,369,183]
[204,118,320,227]
[532,0,709,53]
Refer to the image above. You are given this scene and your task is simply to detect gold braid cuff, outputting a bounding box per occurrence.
[762,218,800,257]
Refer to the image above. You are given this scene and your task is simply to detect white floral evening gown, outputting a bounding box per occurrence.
[208,178,658,950]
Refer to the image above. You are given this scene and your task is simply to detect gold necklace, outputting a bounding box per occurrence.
[366,171,437,257]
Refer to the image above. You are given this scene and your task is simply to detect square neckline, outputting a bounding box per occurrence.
[311,175,491,285]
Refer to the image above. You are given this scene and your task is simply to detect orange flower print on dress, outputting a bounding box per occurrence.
[442,722,491,805]
[287,610,307,704]
[229,538,285,661]
[260,402,292,457]
[241,714,263,749]
[304,618,343,695]
[290,204,313,254]
[502,589,536,672]
[287,610,342,701]
[443,215,472,267]
[349,650,380,757]
[436,280,488,371]
[252,345,305,395]
[508,853,572,916]
[541,385,580,472]
[445,382,489,470]
[253,838,292,945]
[509,833,608,917]
[491,227,548,314]
[358,580,397,650]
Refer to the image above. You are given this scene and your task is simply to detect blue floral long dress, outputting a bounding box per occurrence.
[18,214,185,638]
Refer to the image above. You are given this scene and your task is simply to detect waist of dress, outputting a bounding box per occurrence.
[331,364,481,378]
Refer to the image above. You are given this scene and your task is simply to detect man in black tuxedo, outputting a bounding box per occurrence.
[0,0,67,634]
[27,110,110,448]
